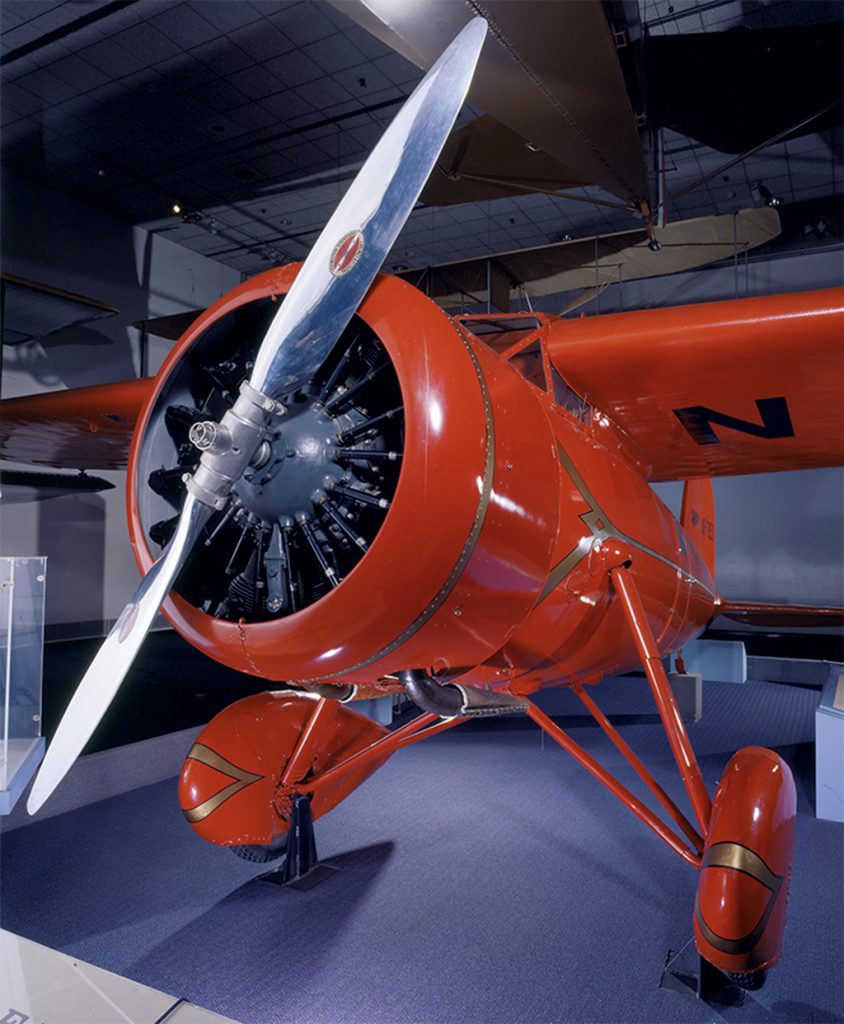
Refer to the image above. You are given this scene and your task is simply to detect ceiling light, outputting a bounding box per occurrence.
[751,181,783,208]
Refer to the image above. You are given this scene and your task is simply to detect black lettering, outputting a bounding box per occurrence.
[673,397,794,446]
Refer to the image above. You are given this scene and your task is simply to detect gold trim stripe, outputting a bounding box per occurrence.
[299,321,496,682]
[695,841,784,956]
[539,438,716,605]
[702,840,783,893]
[182,742,264,824]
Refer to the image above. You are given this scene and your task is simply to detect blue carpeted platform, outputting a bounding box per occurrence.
[1,677,841,1023]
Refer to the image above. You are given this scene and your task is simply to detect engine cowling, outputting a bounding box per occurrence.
[128,268,558,685]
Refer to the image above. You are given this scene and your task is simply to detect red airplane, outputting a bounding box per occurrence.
[1,18,842,993]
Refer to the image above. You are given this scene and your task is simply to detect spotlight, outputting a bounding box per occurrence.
[803,218,831,241]
[171,202,182,215]
[751,181,782,208]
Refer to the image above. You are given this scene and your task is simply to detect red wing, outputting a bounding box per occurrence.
[547,288,844,481]
[721,602,844,628]
[0,378,153,471]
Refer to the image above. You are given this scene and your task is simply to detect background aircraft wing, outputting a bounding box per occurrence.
[400,208,780,311]
[333,0,648,206]
[1,272,119,346]
[546,287,844,481]
[0,378,152,471]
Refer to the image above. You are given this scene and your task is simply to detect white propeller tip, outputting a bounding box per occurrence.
[26,784,47,816]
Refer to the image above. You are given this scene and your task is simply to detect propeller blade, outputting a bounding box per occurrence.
[249,16,488,398]
[26,495,211,814]
[27,19,487,814]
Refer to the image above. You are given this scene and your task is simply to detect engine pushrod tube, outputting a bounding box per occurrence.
[337,406,402,445]
[317,342,356,404]
[297,516,340,588]
[224,520,252,575]
[572,684,703,853]
[318,495,368,551]
[279,520,298,612]
[526,701,701,868]
[332,483,390,510]
[204,500,238,547]
[323,361,389,413]
[609,567,712,835]
[332,447,402,462]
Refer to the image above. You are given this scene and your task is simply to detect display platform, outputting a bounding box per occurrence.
[0,675,841,1024]
[0,929,238,1023]
[1,557,46,816]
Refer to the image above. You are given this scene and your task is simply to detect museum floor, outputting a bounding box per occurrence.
[1,675,841,1024]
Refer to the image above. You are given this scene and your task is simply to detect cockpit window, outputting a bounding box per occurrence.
[458,316,542,355]
[508,339,548,392]
[550,362,591,422]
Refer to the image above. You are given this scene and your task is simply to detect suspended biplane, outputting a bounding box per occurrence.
[2,13,843,995]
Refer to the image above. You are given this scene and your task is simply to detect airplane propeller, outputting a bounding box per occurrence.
[26,17,488,816]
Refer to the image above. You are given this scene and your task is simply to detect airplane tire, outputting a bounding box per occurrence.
[229,837,288,863]
[728,969,766,990]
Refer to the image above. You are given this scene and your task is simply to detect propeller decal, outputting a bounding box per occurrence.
[330,230,365,277]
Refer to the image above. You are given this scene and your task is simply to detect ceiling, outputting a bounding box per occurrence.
[1,0,842,285]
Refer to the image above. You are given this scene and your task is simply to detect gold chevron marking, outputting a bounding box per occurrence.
[539,438,716,605]
[182,742,264,824]
[695,841,785,956]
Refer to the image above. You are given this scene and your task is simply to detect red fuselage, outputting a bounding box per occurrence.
[128,269,716,696]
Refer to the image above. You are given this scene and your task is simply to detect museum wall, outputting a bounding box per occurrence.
[1,168,241,633]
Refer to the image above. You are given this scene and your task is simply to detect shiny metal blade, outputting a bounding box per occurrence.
[26,494,212,814]
[26,20,488,816]
[249,17,487,399]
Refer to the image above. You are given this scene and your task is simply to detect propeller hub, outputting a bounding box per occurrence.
[188,420,228,454]
[233,398,343,525]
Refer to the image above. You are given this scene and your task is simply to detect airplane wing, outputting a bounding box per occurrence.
[334,0,648,205]
[0,378,152,471]
[400,208,780,310]
[720,602,844,628]
[546,287,844,481]
[2,272,119,346]
[420,114,591,207]
[0,468,115,503]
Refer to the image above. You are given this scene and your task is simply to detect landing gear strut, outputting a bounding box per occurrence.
[261,792,338,891]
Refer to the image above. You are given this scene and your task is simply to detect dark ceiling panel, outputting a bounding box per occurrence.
[0,0,840,281]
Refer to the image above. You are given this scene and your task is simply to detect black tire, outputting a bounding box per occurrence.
[727,969,766,991]
[228,836,288,863]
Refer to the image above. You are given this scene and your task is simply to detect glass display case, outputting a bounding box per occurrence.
[1,556,46,814]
